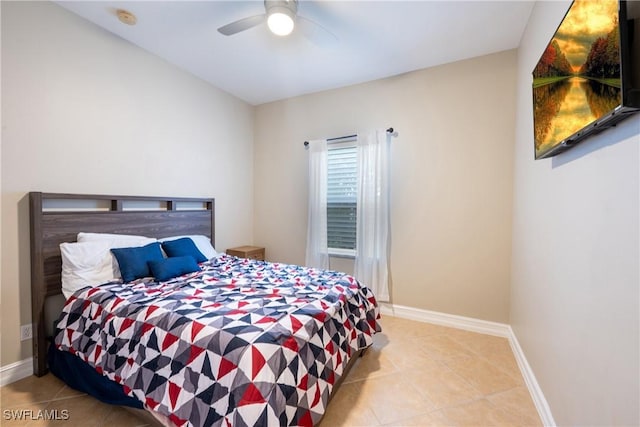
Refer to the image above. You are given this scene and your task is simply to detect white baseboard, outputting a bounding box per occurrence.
[0,357,33,387]
[379,302,555,426]
[507,326,556,426]
[379,302,511,337]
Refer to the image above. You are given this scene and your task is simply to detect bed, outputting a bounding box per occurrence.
[29,192,381,427]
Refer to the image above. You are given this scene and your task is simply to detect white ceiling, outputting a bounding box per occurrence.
[55,1,535,105]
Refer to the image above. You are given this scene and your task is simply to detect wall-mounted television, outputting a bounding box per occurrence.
[532,0,640,160]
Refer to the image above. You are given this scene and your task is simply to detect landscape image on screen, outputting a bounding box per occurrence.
[533,0,621,158]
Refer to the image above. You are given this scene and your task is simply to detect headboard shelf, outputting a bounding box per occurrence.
[29,192,215,376]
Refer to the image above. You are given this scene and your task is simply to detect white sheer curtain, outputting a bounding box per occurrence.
[354,129,391,301]
[305,139,330,269]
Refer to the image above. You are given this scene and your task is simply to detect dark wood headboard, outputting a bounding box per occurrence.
[29,192,215,376]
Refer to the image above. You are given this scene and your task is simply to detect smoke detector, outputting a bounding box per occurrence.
[116,9,137,26]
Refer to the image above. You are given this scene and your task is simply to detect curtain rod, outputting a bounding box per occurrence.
[303,127,395,147]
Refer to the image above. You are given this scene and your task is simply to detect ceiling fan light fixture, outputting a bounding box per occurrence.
[267,7,295,36]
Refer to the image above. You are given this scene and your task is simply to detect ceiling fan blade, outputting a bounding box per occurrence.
[298,16,338,47]
[218,14,266,36]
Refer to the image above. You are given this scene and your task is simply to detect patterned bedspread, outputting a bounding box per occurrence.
[54,254,381,426]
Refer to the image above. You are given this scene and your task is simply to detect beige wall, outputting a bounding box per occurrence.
[254,50,517,323]
[511,1,639,425]
[1,1,255,366]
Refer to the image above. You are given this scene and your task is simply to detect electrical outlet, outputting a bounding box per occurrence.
[20,324,33,341]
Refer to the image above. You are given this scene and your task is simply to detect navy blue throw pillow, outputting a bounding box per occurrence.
[111,242,164,283]
[161,238,207,263]
[148,256,200,281]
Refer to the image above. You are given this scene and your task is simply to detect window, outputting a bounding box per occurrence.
[327,141,357,256]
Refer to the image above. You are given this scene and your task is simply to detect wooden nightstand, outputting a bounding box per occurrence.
[226,245,265,261]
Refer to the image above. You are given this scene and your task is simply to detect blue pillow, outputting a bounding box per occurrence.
[148,256,201,282]
[111,242,164,283]
[161,238,207,263]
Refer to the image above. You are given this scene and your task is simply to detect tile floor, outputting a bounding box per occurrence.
[0,316,541,426]
[319,316,541,426]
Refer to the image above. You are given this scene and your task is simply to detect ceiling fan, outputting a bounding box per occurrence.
[217,0,337,45]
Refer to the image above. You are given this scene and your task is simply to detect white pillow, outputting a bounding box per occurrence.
[60,241,117,299]
[77,232,153,242]
[60,236,157,299]
[159,235,217,260]
[77,233,156,276]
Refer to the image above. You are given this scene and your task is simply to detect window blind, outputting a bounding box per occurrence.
[327,144,357,252]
